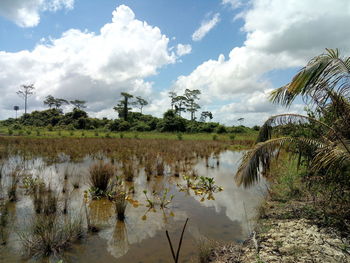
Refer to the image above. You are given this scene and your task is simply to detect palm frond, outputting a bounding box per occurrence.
[270,48,350,107]
[257,113,332,143]
[312,141,350,172]
[236,137,323,187]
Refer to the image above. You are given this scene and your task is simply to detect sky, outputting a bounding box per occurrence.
[0,0,350,126]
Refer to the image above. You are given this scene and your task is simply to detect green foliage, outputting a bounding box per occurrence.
[215,125,227,134]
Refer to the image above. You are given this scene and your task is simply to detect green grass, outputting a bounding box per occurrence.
[0,125,258,142]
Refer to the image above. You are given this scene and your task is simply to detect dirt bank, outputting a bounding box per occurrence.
[211,201,350,263]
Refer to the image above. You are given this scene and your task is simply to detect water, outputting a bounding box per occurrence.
[0,150,265,263]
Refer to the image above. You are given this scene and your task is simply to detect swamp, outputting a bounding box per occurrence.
[0,137,264,262]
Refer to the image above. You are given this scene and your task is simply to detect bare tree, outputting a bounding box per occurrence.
[17,84,35,115]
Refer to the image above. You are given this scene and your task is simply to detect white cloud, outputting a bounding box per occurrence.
[192,13,220,41]
[0,5,178,119]
[221,0,242,9]
[174,0,350,125]
[0,0,74,27]
[176,44,192,56]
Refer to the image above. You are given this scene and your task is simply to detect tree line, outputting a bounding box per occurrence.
[5,85,253,133]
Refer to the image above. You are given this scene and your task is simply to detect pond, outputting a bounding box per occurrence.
[0,140,265,263]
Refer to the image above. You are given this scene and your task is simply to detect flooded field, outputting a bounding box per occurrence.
[0,138,264,262]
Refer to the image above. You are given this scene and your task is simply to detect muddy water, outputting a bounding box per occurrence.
[0,150,266,263]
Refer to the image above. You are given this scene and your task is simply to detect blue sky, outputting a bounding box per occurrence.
[0,0,349,125]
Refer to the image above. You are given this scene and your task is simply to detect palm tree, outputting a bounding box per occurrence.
[236,48,350,187]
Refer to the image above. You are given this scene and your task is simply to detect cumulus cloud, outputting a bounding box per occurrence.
[0,0,74,27]
[174,0,350,125]
[0,5,178,119]
[176,44,192,56]
[192,13,220,41]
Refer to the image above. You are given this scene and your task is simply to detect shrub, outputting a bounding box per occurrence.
[215,125,227,134]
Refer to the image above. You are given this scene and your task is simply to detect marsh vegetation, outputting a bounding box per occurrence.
[0,136,263,262]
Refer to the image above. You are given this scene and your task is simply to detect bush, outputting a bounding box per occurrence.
[231,126,247,133]
[215,125,227,134]
[131,121,150,132]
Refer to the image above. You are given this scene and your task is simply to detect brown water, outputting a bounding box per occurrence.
[0,150,266,263]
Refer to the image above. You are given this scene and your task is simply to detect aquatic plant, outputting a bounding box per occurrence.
[114,191,127,221]
[20,214,84,257]
[143,190,155,208]
[158,188,174,209]
[122,160,134,182]
[156,158,165,176]
[89,161,115,197]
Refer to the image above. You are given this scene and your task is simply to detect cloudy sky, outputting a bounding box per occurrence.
[0,0,349,126]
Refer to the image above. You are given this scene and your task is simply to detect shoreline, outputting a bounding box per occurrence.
[212,200,350,262]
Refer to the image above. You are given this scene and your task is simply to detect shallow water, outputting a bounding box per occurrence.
[0,150,265,263]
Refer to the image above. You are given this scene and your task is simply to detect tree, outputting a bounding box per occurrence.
[173,95,187,117]
[44,95,56,109]
[236,48,350,188]
[114,92,133,121]
[184,89,201,121]
[70,99,87,109]
[13,106,19,119]
[53,98,69,110]
[168,91,177,110]
[200,111,213,122]
[44,95,69,110]
[133,96,148,114]
[17,84,35,114]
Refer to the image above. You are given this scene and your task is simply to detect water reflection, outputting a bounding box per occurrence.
[0,150,265,262]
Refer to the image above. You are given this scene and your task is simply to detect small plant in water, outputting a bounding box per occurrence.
[143,190,155,208]
[89,161,115,198]
[158,188,174,209]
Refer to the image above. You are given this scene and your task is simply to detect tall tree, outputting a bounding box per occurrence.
[133,96,148,114]
[200,111,213,122]
[17,84,35,115]
[237,117,244,125]
[53,98,69,110]
[70,99,87,109]
[173,95,187,117]
[114,92,133,121]
[168,91,177,110]
[184,89,201,121]
[13,106,19,119]
[44,95,56,108]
